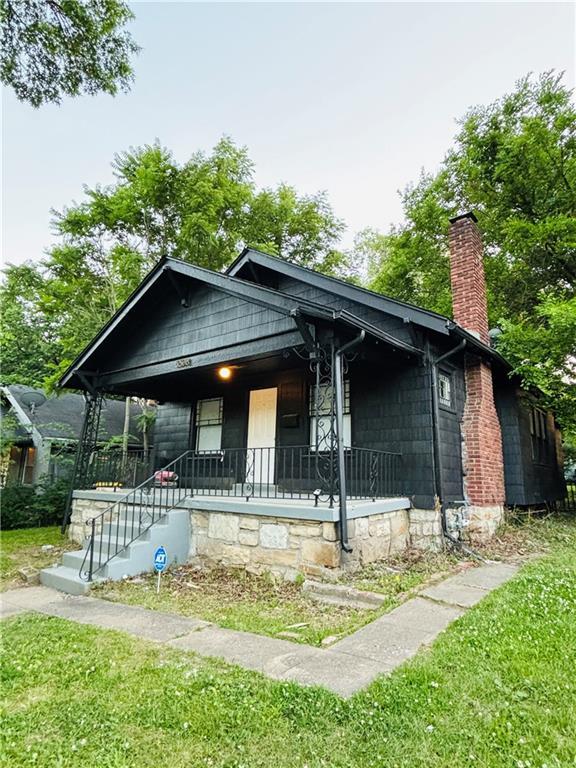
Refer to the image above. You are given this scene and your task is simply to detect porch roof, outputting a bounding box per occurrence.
[60,256,423,394]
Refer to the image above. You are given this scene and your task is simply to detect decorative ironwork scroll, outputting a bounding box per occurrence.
[310,343,338,506]
[75,392,104,489]
[244,448,255,501]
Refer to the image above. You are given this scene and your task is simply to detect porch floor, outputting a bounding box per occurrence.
[73,488,411,523]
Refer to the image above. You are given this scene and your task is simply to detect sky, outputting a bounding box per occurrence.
[2,1,575,268]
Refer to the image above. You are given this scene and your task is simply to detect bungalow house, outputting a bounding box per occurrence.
[41,213,565,594]
[1,384,146,488]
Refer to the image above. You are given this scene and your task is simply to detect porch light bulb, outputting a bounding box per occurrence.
[218,366,232,380]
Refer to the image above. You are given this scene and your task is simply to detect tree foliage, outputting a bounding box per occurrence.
[0,0,139,107]
[357,72,576,437]
[0,264,56,387]
[1,138,346,390]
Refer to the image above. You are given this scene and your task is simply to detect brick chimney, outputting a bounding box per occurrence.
[448,212,490,345]
[448,212,505,539]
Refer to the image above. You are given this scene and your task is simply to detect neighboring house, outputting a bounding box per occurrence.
[0,385,144,487]
[45,212,566,593]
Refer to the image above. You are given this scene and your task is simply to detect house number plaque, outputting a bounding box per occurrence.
[176,358,192,369]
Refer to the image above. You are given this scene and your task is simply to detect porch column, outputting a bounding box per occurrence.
[311,341,338,507]
[61,391,103,529]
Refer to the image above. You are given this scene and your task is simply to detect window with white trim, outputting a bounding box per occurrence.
[309,380,351,450]
[195,398,223,451]
[438,372,452,408]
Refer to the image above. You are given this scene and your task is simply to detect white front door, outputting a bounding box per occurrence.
[246,387,277,486]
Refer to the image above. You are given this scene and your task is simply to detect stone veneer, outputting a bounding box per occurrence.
[193,506,443,579]
[465,504,503,541]
[68,497,112,544]
[68,494,443,579]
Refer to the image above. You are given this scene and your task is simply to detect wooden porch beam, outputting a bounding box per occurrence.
[97,330,305,387]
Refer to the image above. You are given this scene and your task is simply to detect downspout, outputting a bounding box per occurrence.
[335,331,365,553]
[430,340,483,560]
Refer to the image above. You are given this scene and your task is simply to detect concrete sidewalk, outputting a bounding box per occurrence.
[1,562,518,698]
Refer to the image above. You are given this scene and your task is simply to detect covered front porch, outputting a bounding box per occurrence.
[65,332,428,582]
[70,328,414,516]
[54,257,441,587]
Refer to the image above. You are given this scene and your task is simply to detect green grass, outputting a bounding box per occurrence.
[2,516,575,767]
[350,549,460,596]
[93,565,391,646]
[93,514,573,646]
[93,556,452,646]
[0,527,77,591]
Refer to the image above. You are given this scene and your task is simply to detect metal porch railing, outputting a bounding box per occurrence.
[79,445,402,581]
[79,450,192,582]
[78,449,153,490]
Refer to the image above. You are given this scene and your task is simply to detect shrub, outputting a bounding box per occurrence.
[0,485,38,529]
[0,478,69,530]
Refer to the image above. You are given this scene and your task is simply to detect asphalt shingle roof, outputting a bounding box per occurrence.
[3,384,143,443]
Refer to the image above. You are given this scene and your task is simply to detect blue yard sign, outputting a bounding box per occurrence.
[154,546,167,593]
[154,546,168,572]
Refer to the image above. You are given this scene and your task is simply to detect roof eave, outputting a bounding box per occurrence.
[446,322,511,370]
[228,249,451,334]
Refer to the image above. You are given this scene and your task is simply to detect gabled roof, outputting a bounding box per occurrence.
[60,257,424,389]
[227,248,452,334]
[227,247,509,366]
[1,384,143,442]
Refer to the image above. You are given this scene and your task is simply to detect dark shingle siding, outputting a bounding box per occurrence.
[352,360,435,507]
[153,403,192,463]
[495,381,565,505]
[103,286,294,372]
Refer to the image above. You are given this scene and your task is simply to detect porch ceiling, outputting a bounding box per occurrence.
[86,330,410,402]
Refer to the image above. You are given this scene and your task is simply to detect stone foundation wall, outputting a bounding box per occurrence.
[190,506,444,579]
[69,494,445,578]
[190,511,341,581]
[465,504,504,542]
[409,508,443,551]
[69,497,113,544]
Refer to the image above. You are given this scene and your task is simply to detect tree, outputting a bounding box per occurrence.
[246,184,347,275]
[357,72,576,438]
[2,138,346,390]
[0,263,57,387]
[135,400,156,461]
[0,0,138,107]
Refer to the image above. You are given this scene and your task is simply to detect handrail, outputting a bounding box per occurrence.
[77,445,403,582]
[79,449,193,582]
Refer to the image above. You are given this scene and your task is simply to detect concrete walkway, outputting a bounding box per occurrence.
[1,562,518,698]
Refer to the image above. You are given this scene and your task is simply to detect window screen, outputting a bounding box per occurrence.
[530,407,549,463]
[438,372,452,408]
[309,380,351,450]
[195,398,223,451]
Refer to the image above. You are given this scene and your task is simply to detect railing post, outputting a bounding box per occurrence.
[189,453,195,498]
[87,518,95,582]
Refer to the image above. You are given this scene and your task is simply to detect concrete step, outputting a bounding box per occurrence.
[61,544,131,571]
[40,508,191,595]
[40,565,104,595]
[99,519,160,539]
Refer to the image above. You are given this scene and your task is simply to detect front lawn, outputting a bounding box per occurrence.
[0,527,77,591]
[2,516,575,768]
[94,564,380,646]
[92,513,574,646]
[93,552,456,646]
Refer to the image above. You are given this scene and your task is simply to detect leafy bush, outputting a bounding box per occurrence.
[0,478,68,530]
